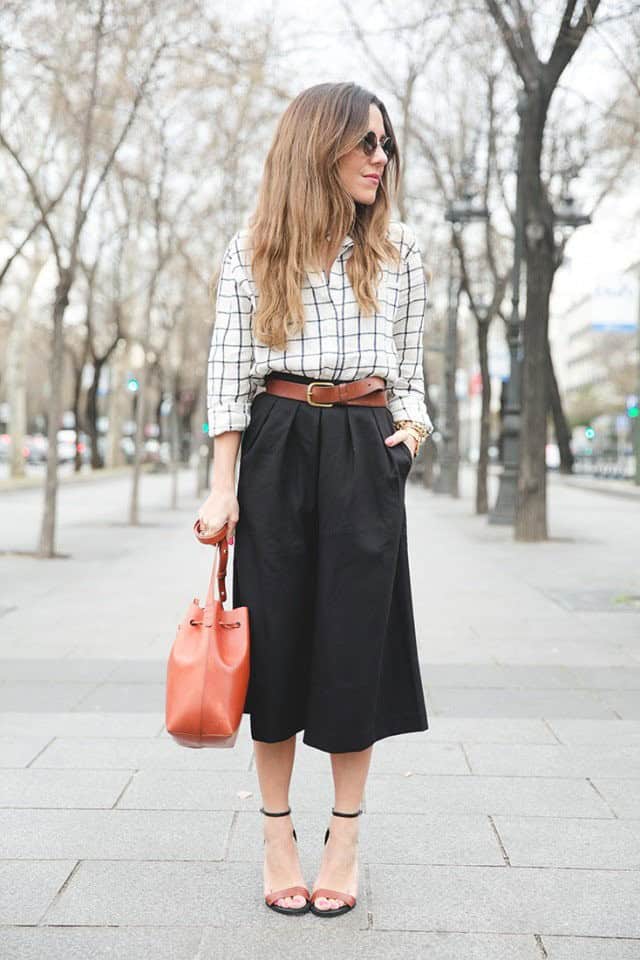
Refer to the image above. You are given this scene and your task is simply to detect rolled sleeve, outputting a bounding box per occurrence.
[386,226,434,431]
[207,234,259,438]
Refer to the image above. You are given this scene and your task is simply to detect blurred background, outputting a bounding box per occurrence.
[1,0,639,554]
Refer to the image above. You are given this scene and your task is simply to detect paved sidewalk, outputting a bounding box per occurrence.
[0,464,638,958]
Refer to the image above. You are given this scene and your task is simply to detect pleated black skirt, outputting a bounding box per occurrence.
[231,371,429,754]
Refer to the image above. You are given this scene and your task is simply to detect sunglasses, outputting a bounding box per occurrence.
[358,130,395,159]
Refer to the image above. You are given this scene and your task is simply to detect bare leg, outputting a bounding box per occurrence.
[311,745,373,911]
[254,736,308,909]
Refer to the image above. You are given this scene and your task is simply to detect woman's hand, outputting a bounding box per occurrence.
[198,482,240,543]
[384,428,417,458]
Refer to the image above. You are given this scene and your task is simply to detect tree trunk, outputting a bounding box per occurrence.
[475,318,491,514]
[105,339,128,468]
[86,357,105,469]
[72,371,83,473]
[39,269,71,557]
[546,343,574,473]
[516,88,554,542]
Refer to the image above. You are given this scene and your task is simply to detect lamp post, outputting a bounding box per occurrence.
[489,89,528,525]
[433,190,489,497]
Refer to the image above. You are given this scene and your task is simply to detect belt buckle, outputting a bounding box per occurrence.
[306,380,335,407]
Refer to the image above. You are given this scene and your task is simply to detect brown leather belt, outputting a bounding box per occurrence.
[265,374,388,407]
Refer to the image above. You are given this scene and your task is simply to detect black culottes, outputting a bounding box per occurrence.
[232,371,429,754]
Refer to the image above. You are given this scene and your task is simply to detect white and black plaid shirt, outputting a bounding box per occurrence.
[207,219,433,437]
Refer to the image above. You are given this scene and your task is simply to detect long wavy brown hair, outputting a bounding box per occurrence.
[246,82,402,351]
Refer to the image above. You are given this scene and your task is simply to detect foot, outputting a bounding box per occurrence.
[311,814,360,911]
[263,812,308,910]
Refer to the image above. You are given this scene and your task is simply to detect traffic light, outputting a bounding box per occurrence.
[127,376,139,393]
[584,426,595,440]
[626,395,639,419]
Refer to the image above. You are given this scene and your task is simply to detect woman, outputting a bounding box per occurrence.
[199,81,433,918]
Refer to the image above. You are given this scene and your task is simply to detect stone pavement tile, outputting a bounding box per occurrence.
[0,928,204,960]
[493,815,640,868]
[0,711,164,738]
[0,659,122,683]
[476,637,638,666]
[571,611,640,642]
[364,774,613,817]
[0,769,132,808]
[405,718,558,743]
[31,736,253,771]
[566,666,640,690]
[427,687,615,718]
[0,642,78,659]
[103,659,168,682]
[0,860,76,924]
[0,736,52,766]
[42,860,369,927]
[414,635,499,663]
[591,690,640,719]
[367,864,640,936]
[591,779,640,818]
[463,616,579,641]
[228,810,504,867]
[464,743,640,778]
[0,808,233,860]
[0,683,98,711]
[541,936,640,959]
[368,740,469,775]
[420,664,581,689]
[63,643,170,661]
[199,927,543,960]
[71,683,166,712]
[545,719,640,744]
[117,770,340,812]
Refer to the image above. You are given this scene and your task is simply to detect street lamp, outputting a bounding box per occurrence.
[489,89,528,525]
[433,190,490,498]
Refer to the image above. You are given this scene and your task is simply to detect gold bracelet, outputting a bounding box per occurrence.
[393,419,433,455]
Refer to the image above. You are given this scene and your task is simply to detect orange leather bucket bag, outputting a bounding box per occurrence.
[165,519,250,748]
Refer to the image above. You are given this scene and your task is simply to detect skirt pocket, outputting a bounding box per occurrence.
[373,407,413,476]
[241,392,278,459]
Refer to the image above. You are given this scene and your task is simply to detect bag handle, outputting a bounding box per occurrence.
[193,519,229,604]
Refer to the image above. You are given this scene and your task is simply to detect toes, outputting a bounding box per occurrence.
[315,896,344,910]
[275,894,306,908]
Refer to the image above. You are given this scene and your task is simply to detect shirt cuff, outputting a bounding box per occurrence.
[386,392,434,433]
[207,404,251,438]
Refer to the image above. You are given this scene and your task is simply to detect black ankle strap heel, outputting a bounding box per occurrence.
[310,807,363,917]
[260,805,297,841]
[260,806,292,816]
[260,806,311,914]
[324,807,363,845]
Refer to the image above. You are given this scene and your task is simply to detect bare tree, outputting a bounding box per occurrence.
[484,0,602,540]
[0,2,166,555]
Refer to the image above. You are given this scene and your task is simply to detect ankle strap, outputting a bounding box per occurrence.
[331,807,363,817]
[260,806,291,817]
